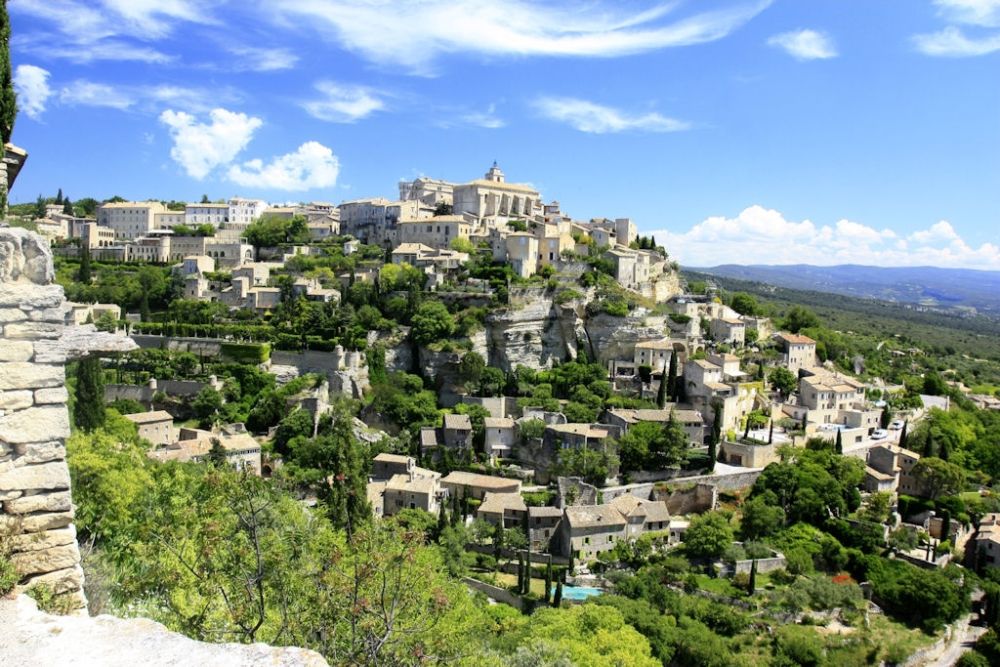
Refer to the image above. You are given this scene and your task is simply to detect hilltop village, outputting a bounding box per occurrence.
[7,162,1000,665]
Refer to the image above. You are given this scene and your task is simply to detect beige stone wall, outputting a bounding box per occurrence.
[0,228,87,611]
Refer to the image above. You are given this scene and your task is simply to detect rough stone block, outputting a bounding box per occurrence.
[0,488,23,501]
[11,543,81,576]
[0,340,33,361]
[27,305,72,322]
[0,307,27,323]
[2,322,63,339]
[21,565,85,596]
[3,491,73,515]
[0,460,71,491]
[0,511,74,533]
[31,339,68,364]
[8,527,76,553]
[0,362,64,390]
[34,387,69,404]
[12,441,64,466]
[0,389,34,410]
[0,406,70,444]
[0,283,63,309]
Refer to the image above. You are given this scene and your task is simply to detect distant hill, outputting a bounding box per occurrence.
[692,264,1000,317]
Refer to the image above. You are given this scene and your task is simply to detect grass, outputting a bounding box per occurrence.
[494,571,549,598]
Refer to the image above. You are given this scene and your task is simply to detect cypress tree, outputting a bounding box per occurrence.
[436,505,448,538]
[0,0,15,147]
[63,197,74,216]
[768,420,774,444]
[544,557,553,603]
[748,559,758,594]
[74,356,105,431]
[517,553,525,593]
[667,352,678,400]
[900,422,908,449]
[656,361,668,409]
[880,407,892,430]
[553,580,563,607]
[835,429,843,455]
[801,412,808,431]
[78,245,92,283]
[493,521,503,561]
[55,188,63,205]
[743,417,750,440]
[940,510,951,542]
[925,432,935,458]
[139,291,150,322]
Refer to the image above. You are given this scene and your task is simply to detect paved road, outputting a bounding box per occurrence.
[921,617,986,667]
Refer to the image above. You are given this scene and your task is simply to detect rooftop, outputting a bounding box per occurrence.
[125,410,173,425]
[441,471,522,491]
[564,504,627,529]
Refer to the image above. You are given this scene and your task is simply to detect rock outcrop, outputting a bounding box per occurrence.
[0,594,329,667]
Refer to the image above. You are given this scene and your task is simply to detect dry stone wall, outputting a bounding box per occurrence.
[0,228,136,612]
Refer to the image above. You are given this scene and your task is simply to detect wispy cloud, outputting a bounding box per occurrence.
[767,29,838,60]
[160,108,263,180]
[13,65,52,120]
[534,97,690,134]
[302,81,386,123]
[436,104,506,129]
[226,45,300,72]
[932,0,1000,27]
[270,0,772,74]
[56,80,242,114]
[228,141,341,191]
[651,205,1000,270]
[913,25,1000,55]
[914,0,1000,55]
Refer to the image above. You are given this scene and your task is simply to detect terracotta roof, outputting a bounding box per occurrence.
[776,332,817,345]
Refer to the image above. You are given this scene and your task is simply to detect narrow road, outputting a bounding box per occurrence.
[920,617,986,667]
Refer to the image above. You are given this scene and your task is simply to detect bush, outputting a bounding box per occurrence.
[0,554,17,595]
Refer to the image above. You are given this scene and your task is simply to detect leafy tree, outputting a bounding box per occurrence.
[740,495,785,540]
[683,511,734,559]
[730,292,758,316]
[191,386,223,427]
[206,437,227,467]
[768,366,798,397]
[911,457,965,500]
[411,299,456,345]
[74,356,105,431]
[782,306,820,333]
[457,350,485,392]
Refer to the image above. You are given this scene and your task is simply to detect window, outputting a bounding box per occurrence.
[584,537,590,545]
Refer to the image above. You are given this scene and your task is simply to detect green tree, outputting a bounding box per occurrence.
[740,495,786,540]
[191,387,223,427]
[74,356,106,431]
[911,457,965,500]
[769,366,798,398]
[730,292,758,316]
[667,352,678,401]
[206,437,227,467]
[683,511,734,559]
[63,196,74,216]
[782,306,820,333]
[78,245,92,283]
[0,0,15,147]
[656,361,668,409]
[457,350,485,393]
[411,300,456,345]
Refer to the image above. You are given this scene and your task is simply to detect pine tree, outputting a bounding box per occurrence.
[835,429,843,454]
[0,1,15,147]
[78,245,92,283]
[656,361,668,409]
[74,356,105,431]
[748,559,758,594]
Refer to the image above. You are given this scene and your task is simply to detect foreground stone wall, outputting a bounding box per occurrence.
[0,228,86,610]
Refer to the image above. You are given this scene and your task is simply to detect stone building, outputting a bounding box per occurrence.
[452,162,541,222]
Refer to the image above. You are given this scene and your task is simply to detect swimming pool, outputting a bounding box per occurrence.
[562,585,603,601]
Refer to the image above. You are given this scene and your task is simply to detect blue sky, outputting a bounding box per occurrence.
[8,0,1000,268]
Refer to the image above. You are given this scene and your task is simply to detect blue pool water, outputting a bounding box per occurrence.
[562,585,603,601]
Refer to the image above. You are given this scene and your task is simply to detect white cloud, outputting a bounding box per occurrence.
[226,46,299,72]
[933,0,1000,27]
[270,0,771,73]
[913,25,1000,55]
[59,81,135,110]
[19,39,175,65]
[228,141,340,191]
[460,104,505,129]
[650,205,1000,270]
[13,65,52,120]
[159,108,263,180]
[302,81,386,123]
[767,29,838,60]
[534,97,690,133]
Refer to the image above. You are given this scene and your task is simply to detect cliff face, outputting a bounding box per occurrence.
[484,295,578,372]
[0,594,328,667]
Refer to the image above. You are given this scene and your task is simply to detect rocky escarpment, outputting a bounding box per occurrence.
[0,594,328,667]
[484,291,580,372]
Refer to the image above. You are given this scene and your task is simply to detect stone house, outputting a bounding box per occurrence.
[603,408,705,447]
[709,318,746,346]
[528,506,563,552]
[557,504,628,560]
[442,413,473,449]
[867,444,922,496]
[718,439,782,468]
[476,491,527,529]
[608,495,671,539]
[484,417,516,459]
[543,423,615,451]
[440,471,521,502]
[147,425,262,474]
[976,514,1000,569]
[124,410,176,447]
[381,474,441,517]
[774,332,817,372]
